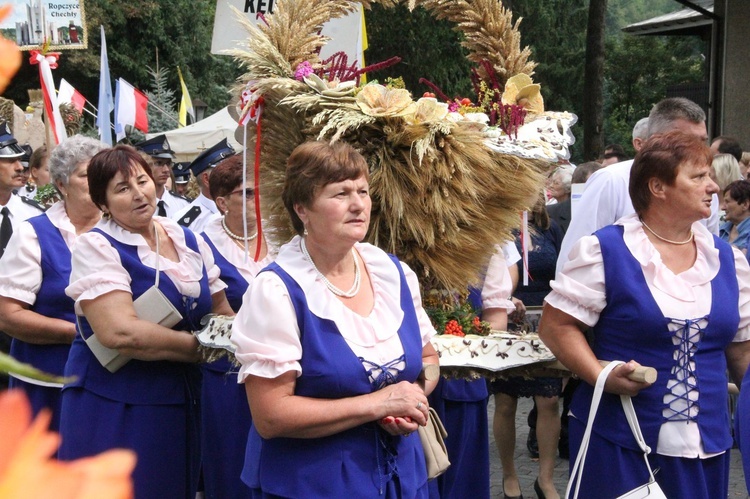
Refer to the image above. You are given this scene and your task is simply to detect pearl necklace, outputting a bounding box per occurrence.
[222,216,257,242]
[641,219,694,245]
[300,237,361,298]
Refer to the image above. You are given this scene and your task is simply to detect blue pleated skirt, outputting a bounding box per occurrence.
[567,416,730,499]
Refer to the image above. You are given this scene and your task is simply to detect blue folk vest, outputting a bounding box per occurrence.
[242,255,428,497]
[63,226,210,405]
[9,214,73,376]
[570,225,739,453]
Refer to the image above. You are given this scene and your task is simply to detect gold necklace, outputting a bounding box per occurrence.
[640,219,694,245]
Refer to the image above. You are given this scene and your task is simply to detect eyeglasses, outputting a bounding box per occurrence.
[229,188,255,198]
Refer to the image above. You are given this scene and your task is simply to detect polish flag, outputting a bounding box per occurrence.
[114,78,149,141]
[57,78,87,113]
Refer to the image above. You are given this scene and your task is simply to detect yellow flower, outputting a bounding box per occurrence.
[0,5,21,94]
[405,97,449,124]
[356,83,417,118]
[501,74,544,115]
[0,390,137,499]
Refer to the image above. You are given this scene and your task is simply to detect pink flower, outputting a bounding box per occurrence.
[294,61,313,81]
[448,101,460,113]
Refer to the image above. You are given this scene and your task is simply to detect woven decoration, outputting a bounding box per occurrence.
[230,0,574,292]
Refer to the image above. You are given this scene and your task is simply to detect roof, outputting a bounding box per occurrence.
[623,0,714,36]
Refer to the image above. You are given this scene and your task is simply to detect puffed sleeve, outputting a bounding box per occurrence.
[0,222,42,305]
[196,234,227,295]
[481,247,515,312]
[232,271,303,383]
[401,261,437,346]
[733,246,750,342]
[66,232,132,307]
[545,235,606,327]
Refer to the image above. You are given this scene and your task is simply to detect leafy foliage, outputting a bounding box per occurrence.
[144,65,180,134]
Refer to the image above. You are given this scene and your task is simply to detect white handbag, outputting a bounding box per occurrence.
[566,361,667,499]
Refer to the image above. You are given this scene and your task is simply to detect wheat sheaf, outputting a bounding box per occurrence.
[230,0,549,292]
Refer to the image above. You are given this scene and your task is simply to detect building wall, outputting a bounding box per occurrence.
[718,0,750,147]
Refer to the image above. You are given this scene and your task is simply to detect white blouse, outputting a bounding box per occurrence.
[232,236,436,383]
[546,213,750,458]
[66,217,225,314]
[0,202,81,305]
[481,243,517,312]
[199,216,275,282]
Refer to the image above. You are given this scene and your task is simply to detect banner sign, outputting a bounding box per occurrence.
[0,0,87,51]
[211,0,363,67]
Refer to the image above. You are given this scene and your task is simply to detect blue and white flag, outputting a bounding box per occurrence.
[96,25,114,146]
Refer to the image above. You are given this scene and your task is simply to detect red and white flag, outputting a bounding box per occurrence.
[57,78,86,113]
[114,78,149,141]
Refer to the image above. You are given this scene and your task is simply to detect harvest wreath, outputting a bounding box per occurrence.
[196,0,574,376]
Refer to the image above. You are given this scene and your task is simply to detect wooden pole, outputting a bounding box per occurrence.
[543,360,658,384]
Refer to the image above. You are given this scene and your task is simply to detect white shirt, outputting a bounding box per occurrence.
[200,216,275,284]
[480,243,517,312]
[66,216,225,315]
[155,190,190,219]
[546,213,750,458]
[556,160,720,275]
[231,236,436,383]
[1,192,44,233]
[171,193,219,235]
[0,202,80,304]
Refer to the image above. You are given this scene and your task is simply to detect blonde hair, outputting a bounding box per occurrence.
[712,153,742,191]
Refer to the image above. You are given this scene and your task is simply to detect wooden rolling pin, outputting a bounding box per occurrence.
[545,360,658,384]
[420,363,441,382]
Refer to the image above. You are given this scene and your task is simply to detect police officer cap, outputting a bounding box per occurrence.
[20,145,33,168]
[189,138,234,176]
[0,122,26,159]
[173,162,191,184]
[135,134,176,160]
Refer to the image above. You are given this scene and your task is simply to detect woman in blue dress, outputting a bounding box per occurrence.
[199,154,273,499]
[489,195,564,499]
[540,130,750,498]
[232,140,439,498]
[0,135,105,430]
[59,145,234,499]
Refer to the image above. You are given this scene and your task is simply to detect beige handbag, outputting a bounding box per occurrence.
[418,407,451,479]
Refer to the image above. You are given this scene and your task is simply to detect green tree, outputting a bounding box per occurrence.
[5,0,240,126]
[365,4,473,98]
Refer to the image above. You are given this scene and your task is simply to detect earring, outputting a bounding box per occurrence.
[303,224,308,236]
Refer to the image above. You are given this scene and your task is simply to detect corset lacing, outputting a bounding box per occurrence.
[361,355,406,495]
[663,316,707,422]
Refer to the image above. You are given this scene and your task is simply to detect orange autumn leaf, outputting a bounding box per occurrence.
[0,4,21,94]
[0,390,137,499]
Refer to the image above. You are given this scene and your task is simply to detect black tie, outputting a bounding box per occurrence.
[157,200,167,217]
[0,207,11,259]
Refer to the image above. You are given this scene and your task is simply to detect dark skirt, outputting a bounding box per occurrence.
[8,377,62,431]
[488,376,562,398]
[58,387,201,499]
[201,368,253,499]
[567,416,730,499]
[427,378,490,499]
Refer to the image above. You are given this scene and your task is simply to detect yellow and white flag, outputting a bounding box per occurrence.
[177,67,194,127]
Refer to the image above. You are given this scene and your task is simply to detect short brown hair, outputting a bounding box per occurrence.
[283,141,369,235]
[88,145,154,210]
[629,130,712,215]
[724,180,750,206]
[209,155,246,200]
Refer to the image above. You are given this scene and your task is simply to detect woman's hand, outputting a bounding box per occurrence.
[603,361,653,396]
[374,380,429,434]
[510,297,526,323]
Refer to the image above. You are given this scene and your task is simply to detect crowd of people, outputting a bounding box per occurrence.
[0,94,749,499]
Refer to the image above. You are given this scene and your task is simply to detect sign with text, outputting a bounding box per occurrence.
[0,0,87,51]
[211,0,364,69]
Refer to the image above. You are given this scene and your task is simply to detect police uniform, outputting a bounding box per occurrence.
[172,139,235,234]
[135,135,190,217]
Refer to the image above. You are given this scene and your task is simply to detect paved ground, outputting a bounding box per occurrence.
[487,396,748,498]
